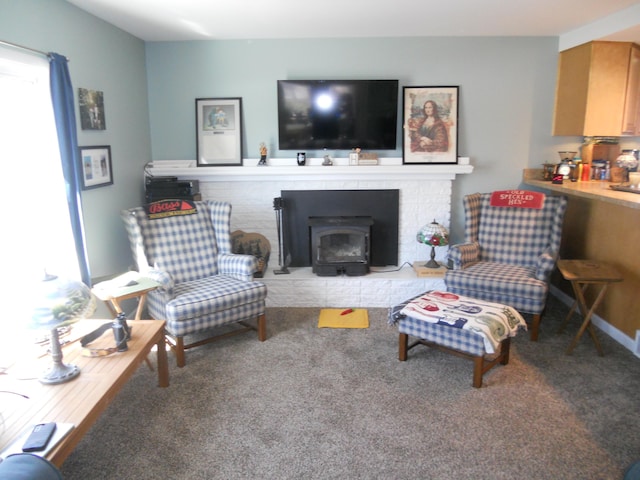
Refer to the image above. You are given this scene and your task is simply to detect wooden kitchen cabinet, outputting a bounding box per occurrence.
[621,44,640,134]
[553,41,640,136]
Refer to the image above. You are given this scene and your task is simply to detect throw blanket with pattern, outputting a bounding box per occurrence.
[397,291,527,353]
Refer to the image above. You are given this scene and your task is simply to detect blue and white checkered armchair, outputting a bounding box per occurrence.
[445,192,567,341]
[121,200,267,367]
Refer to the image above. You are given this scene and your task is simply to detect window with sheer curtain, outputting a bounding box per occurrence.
[0,46,80,358]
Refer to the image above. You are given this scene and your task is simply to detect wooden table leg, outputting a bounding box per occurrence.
[566,281,606,356]
[105,298,120,317]
[155,329,169,387]
[500,337,511,365]
[398,333,408,361]
[557,284,587,333]
[135,293,147,321]
[472,356,484,388]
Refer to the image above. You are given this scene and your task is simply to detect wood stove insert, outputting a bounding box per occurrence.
[309,216,373,276]
[281,189,399,268]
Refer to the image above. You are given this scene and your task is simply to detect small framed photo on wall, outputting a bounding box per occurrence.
[402,86,459,164]
[196,97,243,166]
[78,88,106,131]
[79,145,113,189]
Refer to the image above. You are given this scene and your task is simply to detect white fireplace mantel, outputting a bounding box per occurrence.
[147,158,473,182]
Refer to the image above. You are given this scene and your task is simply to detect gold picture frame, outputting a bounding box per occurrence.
[402,86,458,164]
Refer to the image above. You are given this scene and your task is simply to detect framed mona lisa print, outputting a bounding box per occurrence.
[402,86,458,164]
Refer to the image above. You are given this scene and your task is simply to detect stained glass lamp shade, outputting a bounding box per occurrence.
[416,220,449,268]
[30,273,96,384]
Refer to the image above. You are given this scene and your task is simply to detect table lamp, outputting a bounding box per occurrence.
[417,220,449,268]
[30,272,96,385]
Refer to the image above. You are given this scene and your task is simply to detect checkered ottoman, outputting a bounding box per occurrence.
[389,291,526,387]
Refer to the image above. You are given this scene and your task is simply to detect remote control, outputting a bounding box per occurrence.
[22,422,56,452]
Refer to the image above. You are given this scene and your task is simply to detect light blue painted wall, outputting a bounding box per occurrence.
[1,0,584,274]
[146,36,579,239]
[0,0,151,279]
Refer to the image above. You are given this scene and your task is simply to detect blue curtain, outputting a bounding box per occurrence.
[48,53,91,286]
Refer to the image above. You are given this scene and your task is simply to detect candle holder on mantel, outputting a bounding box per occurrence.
[417,220,449,268]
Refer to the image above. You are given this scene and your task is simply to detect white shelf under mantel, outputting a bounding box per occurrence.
[146,157,474,182]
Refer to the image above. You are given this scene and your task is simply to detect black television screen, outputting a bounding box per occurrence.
[277,79,399,151]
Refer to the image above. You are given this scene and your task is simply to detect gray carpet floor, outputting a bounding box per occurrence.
[60,295,640,479]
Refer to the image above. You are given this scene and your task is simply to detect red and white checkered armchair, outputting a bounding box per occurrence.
[121,200,267,367]
[444,191,567,341]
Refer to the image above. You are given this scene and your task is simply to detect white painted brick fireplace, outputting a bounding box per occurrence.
[148,158,473,308]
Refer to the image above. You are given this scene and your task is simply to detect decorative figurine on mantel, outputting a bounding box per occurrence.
[258,142,267,166]
[322,148,332,166]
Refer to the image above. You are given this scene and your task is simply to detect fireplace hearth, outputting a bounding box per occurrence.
[310,216,373,276]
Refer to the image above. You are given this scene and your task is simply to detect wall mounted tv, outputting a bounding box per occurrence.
[277,79,399,151]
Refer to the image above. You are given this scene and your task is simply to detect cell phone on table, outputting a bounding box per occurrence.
[22,422,57,452]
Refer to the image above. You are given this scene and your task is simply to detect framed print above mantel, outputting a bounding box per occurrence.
[402,86,458,164]
[196,97,243,166]
[79,145,112,190]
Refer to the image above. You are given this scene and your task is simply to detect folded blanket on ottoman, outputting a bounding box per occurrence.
[391,291,527,354]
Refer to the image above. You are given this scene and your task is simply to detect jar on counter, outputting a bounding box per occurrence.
[542,163,556,181]
[591,160,607,180]
[616,150,639,178]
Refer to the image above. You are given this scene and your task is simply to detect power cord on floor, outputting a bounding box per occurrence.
[368,262,413,273]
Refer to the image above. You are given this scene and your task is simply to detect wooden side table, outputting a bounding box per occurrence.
[557,259,623,355]
[92,272,160,321]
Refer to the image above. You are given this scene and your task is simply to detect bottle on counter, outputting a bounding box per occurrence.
[571,161,582,182]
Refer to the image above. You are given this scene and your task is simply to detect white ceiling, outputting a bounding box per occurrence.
[67,0,640,47]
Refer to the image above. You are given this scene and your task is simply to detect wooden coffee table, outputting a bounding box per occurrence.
[0,319,168,467]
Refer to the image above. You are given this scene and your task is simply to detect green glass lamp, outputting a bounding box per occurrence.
[417,220,449,268]
[30,272,96,385]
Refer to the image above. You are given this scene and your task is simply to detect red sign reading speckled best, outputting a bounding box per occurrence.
[489,190,545,209]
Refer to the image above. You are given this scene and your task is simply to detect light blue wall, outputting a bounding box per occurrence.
[0,0,151,279]
[146,36,579,239]
[1,0,582,277]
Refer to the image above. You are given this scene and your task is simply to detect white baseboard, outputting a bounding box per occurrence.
[550,285,640,358]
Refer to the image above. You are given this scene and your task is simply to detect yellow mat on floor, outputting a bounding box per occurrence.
[318,309,369,329]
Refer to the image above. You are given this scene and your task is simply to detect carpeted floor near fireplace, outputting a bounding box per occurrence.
[60,295,640,480]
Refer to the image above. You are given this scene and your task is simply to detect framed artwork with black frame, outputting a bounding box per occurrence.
[402,86,459,164]
[78,88,106,131]
[79,145,113,190]
[196,97,243,166]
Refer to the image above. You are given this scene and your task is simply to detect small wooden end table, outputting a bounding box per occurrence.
[92,272,160,321]
[557,259,623,355]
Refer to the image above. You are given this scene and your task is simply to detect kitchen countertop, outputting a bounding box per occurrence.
[523,169,640,210]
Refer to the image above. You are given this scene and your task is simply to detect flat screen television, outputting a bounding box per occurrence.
[277,79,399,151]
